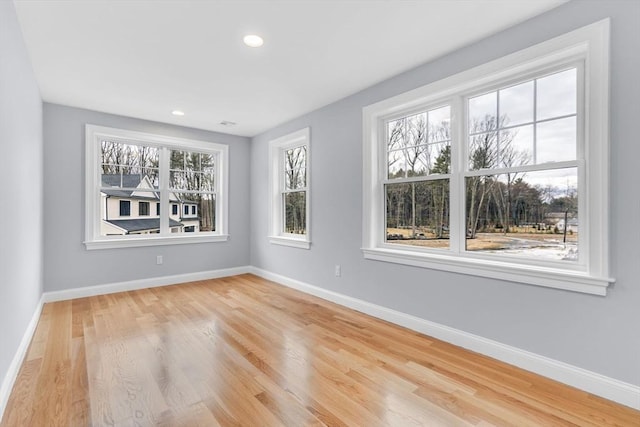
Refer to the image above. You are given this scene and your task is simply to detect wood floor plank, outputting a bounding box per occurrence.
[2,274,638,426]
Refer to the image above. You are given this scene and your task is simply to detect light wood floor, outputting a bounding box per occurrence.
[2,274,638,426]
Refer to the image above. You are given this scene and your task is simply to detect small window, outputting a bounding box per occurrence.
[184,205,189,215]
[139,201,150,216]
[156,203,160,216]
[191,205,196,215]
[269,128,311,249]
[172,204,178,215]
[119,200,130,217]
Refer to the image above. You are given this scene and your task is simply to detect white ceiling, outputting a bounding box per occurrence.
[14,0,566,137]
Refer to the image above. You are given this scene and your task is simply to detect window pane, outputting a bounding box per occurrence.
[499,125,533,168]
[537,68,577,121]
[284,191,306,234]
[499,80,534,127]
[172,193,216,233]
[388,113,427,149]
[385,180,450,249]
[200,196,215,233]
[465,167,578,261]
[405,112,427,147]
[200,172,215,192]
[100,141,159,189]
[469,132,498,170]
[285,146,306,170]
[428,106,451,143]
[388,106,448,178]
[387,119,405,151]
[388,149,407,179]
[170,149,215,191]
[536,117,576,163]
[284,168,306,190]
[469,91,497,133]
[170,150,185,169]
[413,143,451,176]
[406,145,428,177]
[170,171,187,189]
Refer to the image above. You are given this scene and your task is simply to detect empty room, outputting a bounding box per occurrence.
[1,0,639,425]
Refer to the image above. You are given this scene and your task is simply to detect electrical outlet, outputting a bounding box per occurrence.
[156,255,163,265]
[334,264,341,277]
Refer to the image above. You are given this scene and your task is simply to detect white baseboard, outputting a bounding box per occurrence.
[249,267,640,410]
[43,266,251,302]
[0,295,45,423]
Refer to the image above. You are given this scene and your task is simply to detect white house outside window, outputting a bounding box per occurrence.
[269,127,311,249]
[85,125,228,249]
[362,20,613,295]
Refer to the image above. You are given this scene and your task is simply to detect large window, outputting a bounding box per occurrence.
[85,125,228,249]
[269,127,311,249]
[363,20,612,295]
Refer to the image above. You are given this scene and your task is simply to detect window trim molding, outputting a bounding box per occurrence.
[362,19,613,295]
[268,127,311,249]
[85,124,229,250]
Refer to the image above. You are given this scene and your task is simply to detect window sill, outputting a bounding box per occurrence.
[269,235,311,249]
[85,234,229,250]
[362,247,613,296]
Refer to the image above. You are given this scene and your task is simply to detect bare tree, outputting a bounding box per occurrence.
[466,115,530,237]
[467,115,499,238]
[284,147,307,234]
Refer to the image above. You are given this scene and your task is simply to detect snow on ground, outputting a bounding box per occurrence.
[482,243,578,261]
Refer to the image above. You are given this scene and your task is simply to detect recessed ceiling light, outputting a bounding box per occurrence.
[243,34,264,48]
[171,110,185,116]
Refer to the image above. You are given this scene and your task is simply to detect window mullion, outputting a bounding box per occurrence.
[464,160,579,177]
[382,175,450,185]
[282,187,308,194]
[576,62,588,268]
[279,149,286,235]
[449,96,464,254]
[533,79,538,164]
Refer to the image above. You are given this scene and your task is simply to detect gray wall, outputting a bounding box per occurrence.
[250,0,640,386]
[0,0,43,395]
[43,104,251,292]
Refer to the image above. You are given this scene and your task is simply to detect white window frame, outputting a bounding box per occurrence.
[362,20,613,295]
[85,125,229,249]
[268,127,311,249]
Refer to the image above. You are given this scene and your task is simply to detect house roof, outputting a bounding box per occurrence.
[101,174,159,199]
[106,218,184,233]
[102,174,142,188]
[103,190,159,199]
[101,174,199,203]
